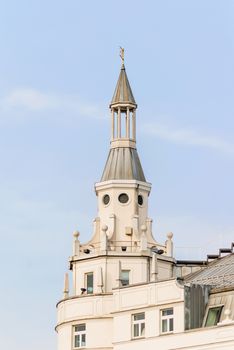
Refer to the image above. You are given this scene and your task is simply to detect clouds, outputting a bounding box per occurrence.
[4,88,54,110]
[142,122,234,155]
[1,87,233,156]
[0,87,106,122]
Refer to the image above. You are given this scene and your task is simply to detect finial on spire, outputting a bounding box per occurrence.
[119,47,124,66]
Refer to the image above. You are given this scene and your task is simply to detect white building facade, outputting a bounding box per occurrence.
[56,56,234,350]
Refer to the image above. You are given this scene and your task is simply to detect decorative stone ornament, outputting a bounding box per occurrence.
[73,230,80,256]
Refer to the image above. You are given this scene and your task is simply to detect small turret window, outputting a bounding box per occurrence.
[138,195,143,206]
[121,270,130,286]
[103,194,110,205]
[118,193,129,204]
[85,272,93,294]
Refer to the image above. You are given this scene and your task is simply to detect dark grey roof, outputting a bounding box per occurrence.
[186,253,234,289]
[111,65,136,105]
[101,147,146,182]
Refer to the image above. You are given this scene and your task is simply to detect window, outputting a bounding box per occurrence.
[138,195,143,206]
[103,194,110,205]
[118,193,129,204]
[161,308,174,333]
[132,312,145,338]
[205,306,223,327]
[74,324,86,348]
[85,272,93,294]
[121,270,130,286]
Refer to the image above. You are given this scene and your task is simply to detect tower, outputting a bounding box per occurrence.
[95,50,155,255]
[56,53,175,350]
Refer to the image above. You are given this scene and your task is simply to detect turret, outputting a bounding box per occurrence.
[56,52,176,350]
[92,49,158,253]
[66,51,171,298]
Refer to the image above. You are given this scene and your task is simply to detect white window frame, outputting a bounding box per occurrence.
[161,308,174,334]
[73,323,86,348]
[85,272,94,294]
[132,312,145,339]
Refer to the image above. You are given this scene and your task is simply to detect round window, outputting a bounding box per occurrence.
[138,195,143,206]
[118,193,129,204]
[103,194,110,205]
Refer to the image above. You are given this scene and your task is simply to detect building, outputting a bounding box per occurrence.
[56,55,234,350]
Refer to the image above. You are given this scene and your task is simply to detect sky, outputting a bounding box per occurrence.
[0,1,234,349]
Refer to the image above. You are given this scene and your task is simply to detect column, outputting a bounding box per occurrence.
[126,107,130,138]
[132,110,136,140]
[117,107,121,138]
[111,109,115,140]
[63,273,69,299]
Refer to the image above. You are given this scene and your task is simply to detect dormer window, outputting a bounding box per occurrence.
[205,306,223,327]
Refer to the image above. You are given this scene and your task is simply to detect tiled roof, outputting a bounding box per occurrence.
[186,253,234,289]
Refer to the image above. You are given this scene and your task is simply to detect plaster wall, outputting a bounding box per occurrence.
[57,318,113,350]
[57,279,234,350]
[157,259,174,279]
[72,255,149,294]
[57,279,183,327]
[113,324,234,350]
[57,294,113,325]
[113,303,184,343]
[96,181,150,248]
[113,279,184,312]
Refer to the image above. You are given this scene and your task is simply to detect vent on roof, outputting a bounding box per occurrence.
[207,254,219,261]
[219,248,232,256]
[206,242,234,261]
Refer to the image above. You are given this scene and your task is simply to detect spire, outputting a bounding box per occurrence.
[109,49,137,145]
[101,49,146,182]
[110,48,136,107]
[110,65,136,106]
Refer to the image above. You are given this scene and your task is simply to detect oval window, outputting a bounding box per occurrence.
[118,193,129,204]
[138,195,143,206]
[103,194,110,205]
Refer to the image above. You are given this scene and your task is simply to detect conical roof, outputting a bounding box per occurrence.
[101,147,146,182]
[111,65,136,105]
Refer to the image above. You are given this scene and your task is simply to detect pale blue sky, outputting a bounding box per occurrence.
[0,1,234,349]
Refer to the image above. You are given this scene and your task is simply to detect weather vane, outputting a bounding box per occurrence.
[119,47,124,65]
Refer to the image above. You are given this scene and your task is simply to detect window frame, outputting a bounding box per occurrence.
[120,269,130,286]
[73,323,86,348]
[118,193,130,205]
[132,312,145,339]
[160,307,174,334]
[205,305,223,327]
[85,272,94,294]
